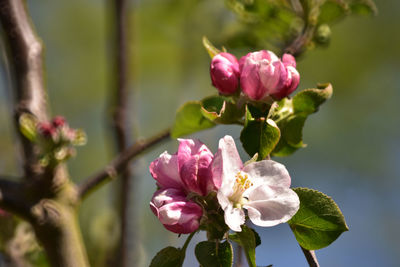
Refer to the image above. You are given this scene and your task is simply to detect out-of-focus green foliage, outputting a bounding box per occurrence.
[270,83,333,156]
[222,0,377,53]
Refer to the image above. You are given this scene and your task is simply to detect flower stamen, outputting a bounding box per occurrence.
[229,171,253,207]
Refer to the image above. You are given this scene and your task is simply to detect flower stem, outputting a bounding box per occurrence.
[181,231,196,254]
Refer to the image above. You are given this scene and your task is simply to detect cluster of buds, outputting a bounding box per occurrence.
[19,114,86,167]
[35,116,86,165]
[210,50,300,101]
[149,139,218,234]
[37,116,78,144]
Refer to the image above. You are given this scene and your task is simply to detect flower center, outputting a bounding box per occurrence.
[229,171,253,207]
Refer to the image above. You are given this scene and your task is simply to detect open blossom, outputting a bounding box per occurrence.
[150,188,203,234]
[149,139,220,196]
[213,136,300,232]
[240,50,300,100]
[210,52,240,95]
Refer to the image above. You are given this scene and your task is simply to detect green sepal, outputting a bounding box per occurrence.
[19,113,38,142]
[195,240,233,267]
[149,246,184,267]
[202,36,223,59]
[240,106,280,160]
[201,95,245,125]
[288,187,349,250]
[271,83,333,157]
[171,101,215,138]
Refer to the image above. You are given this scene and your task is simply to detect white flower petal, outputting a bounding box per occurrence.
[242,160,291,188]
[212,135,243,190]
[217,190,231,210]
[224,205,245,232]
[244,185,299,227]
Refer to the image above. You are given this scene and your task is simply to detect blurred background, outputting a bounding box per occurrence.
[0,0,399,266]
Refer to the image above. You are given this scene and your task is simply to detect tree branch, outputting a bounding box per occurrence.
[300,246,320,267]
[284,0,318,57]
[78,129,170,199]
[108,0,133,265]
[0,178,31,220]
[0,0,49,178]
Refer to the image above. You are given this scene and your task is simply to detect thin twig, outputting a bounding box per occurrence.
[0,0,49,178]
[78,129,170,199]
[300,246,320,267]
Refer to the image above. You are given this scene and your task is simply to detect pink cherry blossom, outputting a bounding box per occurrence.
[210,52,240,95]
[149,139,219,196]
[213,135,300,232]
[150,188,203,234]
[240,50,300,101]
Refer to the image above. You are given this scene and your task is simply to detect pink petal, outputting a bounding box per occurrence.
[244,185,299,227]
[282,53,296,68]
[240,62,266,100]
[158,201,203,234]
[177,139,214,195]
[272,65,300,99]
[180,156,203,195]
[242,160,291,188]
[149,152,184,190]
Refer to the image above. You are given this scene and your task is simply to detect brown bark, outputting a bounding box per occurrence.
[0,1,89,266]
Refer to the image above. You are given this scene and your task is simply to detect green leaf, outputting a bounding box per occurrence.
[201,95,244,124]
[241,106,280,160]
[271,83,333,157]
[202,36,222,59]
[171,102,215,138]
[349,0,377,16]
[289,188,349,250]
[19,113,38,142]
[195,241,233,267]
[292,83,333,114]
[150,246,183,267]
[229,227,261,248]
[234,225,257,267]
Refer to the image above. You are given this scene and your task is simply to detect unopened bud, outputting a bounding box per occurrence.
[240,50,300,100]
[210,52,240,95]
[315,24,331,45]
[37,122,56,138]
[52,116,66,128]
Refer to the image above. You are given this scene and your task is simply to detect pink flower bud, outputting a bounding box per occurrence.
[210,52,240,95]
[52,116,66,128]
[150,188,203,234]
[240,50,300,100]
[149,139,219,196]
[37,122,56,138]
